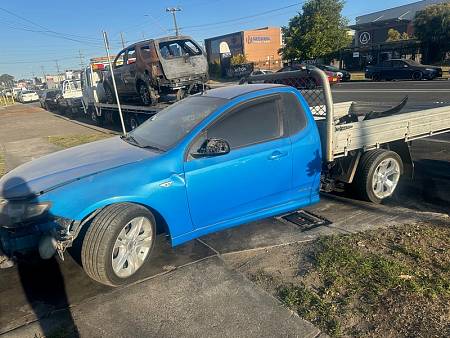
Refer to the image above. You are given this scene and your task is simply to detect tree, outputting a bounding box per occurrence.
[386,29,409,42]
[414,3,450,63]
[386,28,401,41]
[280,0,351,61]
[230,54,248,66]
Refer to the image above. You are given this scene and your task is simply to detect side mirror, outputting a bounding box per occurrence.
[192,138,230,158]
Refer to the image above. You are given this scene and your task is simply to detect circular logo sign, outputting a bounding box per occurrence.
[359,32,371,45]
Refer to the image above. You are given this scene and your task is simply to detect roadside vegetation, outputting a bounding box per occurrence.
[47,134,112,149]
[229,222,450,337]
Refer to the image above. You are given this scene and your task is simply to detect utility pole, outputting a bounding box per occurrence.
[55,60,60,75]
[166,7,181,36]
[78,50,85,69]
[120,32,126,49]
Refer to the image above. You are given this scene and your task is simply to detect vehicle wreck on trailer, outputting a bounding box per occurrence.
[101,35,209,105]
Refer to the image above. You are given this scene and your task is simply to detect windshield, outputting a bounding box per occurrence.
[128,96,227,151]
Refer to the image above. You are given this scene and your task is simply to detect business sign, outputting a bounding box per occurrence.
[226,63,254,78]
[359,32,371,45]
[246,36,271,44]
[353,52,360,58]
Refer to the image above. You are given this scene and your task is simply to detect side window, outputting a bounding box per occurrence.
[114,51,125,68]
[184,40,202,55]
[392,60,403,68]
[381,61,391,67]
[127,48,136,64]
[206,98,282,149]
[280,93,307,135]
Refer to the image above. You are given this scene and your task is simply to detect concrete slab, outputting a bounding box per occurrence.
[3,257,321,338]
[0,236,215,334]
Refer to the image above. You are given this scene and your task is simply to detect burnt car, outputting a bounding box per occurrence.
[365,59,443,81]
[102,35,208,105]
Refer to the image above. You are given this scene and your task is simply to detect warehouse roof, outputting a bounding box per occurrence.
[352,0,448,27]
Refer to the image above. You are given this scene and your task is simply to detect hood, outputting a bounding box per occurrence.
[0,136,158,199]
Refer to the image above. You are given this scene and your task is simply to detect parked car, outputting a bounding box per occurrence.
[56,79,83,114]
[250,69,274,76]
[277,64,339,88]
[365,59,443,81]
[316,64,351,81]
[39,89,61,111]
[102,35,208,105]
[17,90,39,103]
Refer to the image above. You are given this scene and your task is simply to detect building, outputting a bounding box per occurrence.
[204,27,283,70]
[343,0,448,70]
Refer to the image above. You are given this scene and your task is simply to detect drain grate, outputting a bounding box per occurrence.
[279,210,332,232]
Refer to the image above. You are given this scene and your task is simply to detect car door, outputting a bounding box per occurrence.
[184,94,292,229]
[392,60,409,79]
[122,47,137,94]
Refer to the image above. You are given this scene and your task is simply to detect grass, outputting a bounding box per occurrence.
[47,134,112,149]
[277,223,450,337]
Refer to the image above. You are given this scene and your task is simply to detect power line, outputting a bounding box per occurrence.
[178,2,302,30]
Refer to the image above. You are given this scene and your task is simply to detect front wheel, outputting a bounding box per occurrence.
[412,71,423,81]
[353,149,403,203]
[81,203,156,286]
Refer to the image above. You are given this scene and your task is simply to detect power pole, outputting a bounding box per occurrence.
[120,32,126,48]
[78,50,84,69]
[55,60,60,75]
[166,7,181,36]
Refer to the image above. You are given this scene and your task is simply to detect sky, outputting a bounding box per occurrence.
[0,0,419,79]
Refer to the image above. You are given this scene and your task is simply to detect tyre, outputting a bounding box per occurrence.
[81,203,156,286]
[372,73,381,81]
[127,114,139,130]
[412,71,423,81]
[353,149,403,203]
[138,83,157,106]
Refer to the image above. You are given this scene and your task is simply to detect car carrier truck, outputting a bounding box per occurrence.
[1,69,449,285]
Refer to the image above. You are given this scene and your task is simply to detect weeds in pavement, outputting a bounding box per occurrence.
[48,134,112,149]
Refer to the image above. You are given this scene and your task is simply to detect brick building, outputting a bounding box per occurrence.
[204,27,283,70]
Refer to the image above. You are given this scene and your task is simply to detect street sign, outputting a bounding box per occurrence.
[353,52,360,58]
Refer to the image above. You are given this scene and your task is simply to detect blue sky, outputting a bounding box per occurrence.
[0,0,417,79]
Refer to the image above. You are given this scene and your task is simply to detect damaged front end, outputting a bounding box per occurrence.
[0,200,96,267]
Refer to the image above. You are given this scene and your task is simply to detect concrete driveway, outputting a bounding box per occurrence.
[0,103,449,337]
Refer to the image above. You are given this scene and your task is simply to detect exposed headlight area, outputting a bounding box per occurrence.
[0,199,52,228]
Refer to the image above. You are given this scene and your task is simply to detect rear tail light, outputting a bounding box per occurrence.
[92,63,105,71]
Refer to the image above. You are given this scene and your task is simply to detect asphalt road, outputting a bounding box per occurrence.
[332,79,450,109]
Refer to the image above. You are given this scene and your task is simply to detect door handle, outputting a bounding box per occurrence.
[268,150,287,160]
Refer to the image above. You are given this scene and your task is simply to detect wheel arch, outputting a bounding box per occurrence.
[76,199,172,239]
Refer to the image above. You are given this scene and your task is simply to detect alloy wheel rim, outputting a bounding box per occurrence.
[112,216,153,278]
[372,158,400,199]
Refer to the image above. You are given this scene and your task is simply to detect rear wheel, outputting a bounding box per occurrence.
[353,149,403,203]
[372,73,381,81]
[81,203,156,286]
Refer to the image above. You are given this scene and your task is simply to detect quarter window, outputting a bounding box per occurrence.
[114,51,125,68]
[207,98,282,149]
[127,48,136,64]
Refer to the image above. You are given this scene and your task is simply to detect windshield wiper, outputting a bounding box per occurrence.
[120,134,141,147]
[142,144,165,152]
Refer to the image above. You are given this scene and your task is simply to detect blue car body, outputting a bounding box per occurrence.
[0,84,321,254]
